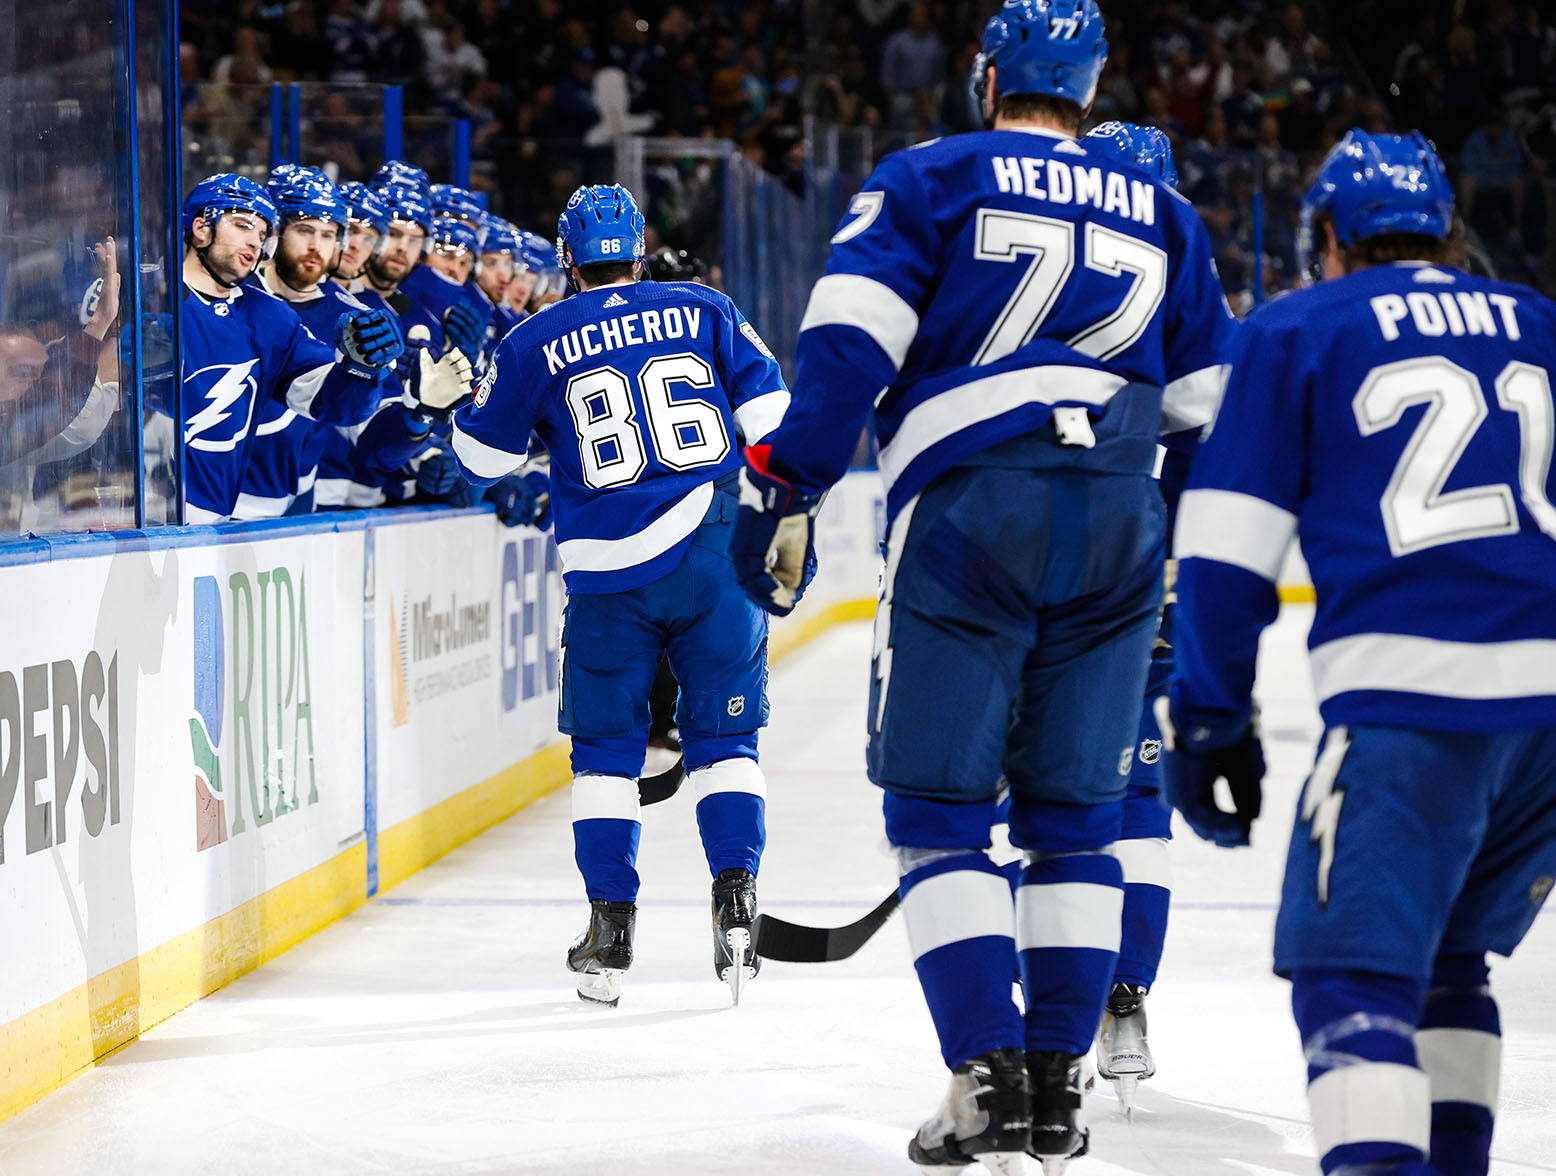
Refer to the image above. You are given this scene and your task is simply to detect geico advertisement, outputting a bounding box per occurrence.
[374,516,562,825]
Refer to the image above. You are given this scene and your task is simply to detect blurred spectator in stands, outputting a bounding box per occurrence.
[1278,77,1324,152]
[1358,98,1391,134]
[880,3,945,132]
[1264,3,1323,86]
[1221,59,1267,146]
[709,34,750,139]
[313,91,371,178]
[1161,44,1209,133]
[1461,109,1530,245]
[1183,105,1233,204]
[272,3,331,81]
[1150,1,1205,66]
[941,43,982,134]
[366,0,426,27]
[1253,112,1300,193]
[211,26,273,87]
[465,0,507,71]
[657,43,708,136]
[325,0,373,83]
[1507,4,1556,102]
[553,49,601,138]
[1440,25,1490,151]
[425,13,487,104]
[1143,86,1189,145]
[1092,41,1140,122]
[368,0,426,87]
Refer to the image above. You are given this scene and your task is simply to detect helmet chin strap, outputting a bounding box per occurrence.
[195,242,247,290]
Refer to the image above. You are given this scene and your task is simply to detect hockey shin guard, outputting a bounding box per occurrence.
[1418,953,1500,1176]
[1016,850,1124,1054]
[1291,967,1432,1175]
[691,757,767,878]
[898,849,1024,1069]
[1113,837,1171,989]
[571,774,642,902]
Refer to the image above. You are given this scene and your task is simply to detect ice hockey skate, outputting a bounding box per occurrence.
[1097,982,1155,1118]
[1026,1050,1089,1174]
[711,867,761,1005]
[908,1049,1032,1174]
[566,900,636,1007]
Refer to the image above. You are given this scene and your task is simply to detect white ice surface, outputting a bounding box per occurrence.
[3,610,1555,1175]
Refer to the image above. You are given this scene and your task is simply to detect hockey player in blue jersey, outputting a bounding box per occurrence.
[177,173,404,522]
[473,215,526,361]
[399,214,487,367]
[334,182,388,285]
[1160,130,1556,1176]
[731,1,1233,1169]
[357,179,433,321]
[450,184,792,1008]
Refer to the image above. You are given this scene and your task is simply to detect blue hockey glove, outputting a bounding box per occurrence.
[733,445,821,617]
[1155,697,1265,848]
[415,447,461,498]
[442,301,485,365]
[401,346,475,421]
[336,308,404,379]
[485,468,552,529]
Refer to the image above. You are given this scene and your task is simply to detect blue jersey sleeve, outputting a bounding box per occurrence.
[710,291,789,443]
[1170,305,1305,734]
[769,152,939,492]
[260,299,382,427]
[1159,202,1236,434]
[449,330,535,486]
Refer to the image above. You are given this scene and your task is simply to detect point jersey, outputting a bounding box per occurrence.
[762,128,1235,524]
[451,281,789,593]
[1173,263,1556,733]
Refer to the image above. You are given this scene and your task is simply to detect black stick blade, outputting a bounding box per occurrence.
[753,889,901,962]
[638,756,686,805]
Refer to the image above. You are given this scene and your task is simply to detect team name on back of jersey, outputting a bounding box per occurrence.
[542,306,704,375]
[991,156,1156,226]
[1369,282,1522,343]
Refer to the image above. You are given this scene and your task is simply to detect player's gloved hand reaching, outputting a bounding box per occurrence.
[733,445,821,616]
[442,301,485,366]
[402,346,476,421]
[335,308,404,380]
[486,468,552,529]
[1154,696,1265,848]
[414,447,461,497]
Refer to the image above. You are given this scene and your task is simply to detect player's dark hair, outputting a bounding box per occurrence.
[575,260,639,289]
[1343,233,1448,271]
[996,92,1084,133]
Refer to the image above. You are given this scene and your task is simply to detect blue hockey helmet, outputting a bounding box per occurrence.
[980,0,1109,110]
[431,183,485,223]
[181,172,277,241]
[337,181,390,237]
[267,167,350,230]
[1084,121,1179,189]
[479,214,522,257]
[430,215,481,255]
[1297,129,1453,284]
[377,180,435,234]
[556,184,646,273]
[371,160,432,199]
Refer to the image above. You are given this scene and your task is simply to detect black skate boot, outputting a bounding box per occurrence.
[711,868,761,1005]
[566,900,635,1007]
[1097,982,1154,1118]
[1027,1050,1089,1174]
[907,1049,1032,1174]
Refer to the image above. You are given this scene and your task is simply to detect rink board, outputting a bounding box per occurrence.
[0,470,889,1122]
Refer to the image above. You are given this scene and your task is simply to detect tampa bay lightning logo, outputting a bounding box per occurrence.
[184,360,261,451]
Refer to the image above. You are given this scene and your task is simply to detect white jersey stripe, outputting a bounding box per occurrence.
[1309,633,1556,704]
[1416,1028,1501,1110]
[877,366,1128,493]
[1015,880,1124,952]
[899,869,1014,959]
[691,758,767,803]
[1307,1062,1430,1156]
[283,363,333,417]
[451,418,527,481]
[1174,489,1298,582]
[800,274,920,370]
[1160,363,1228,433]
[556,482,714,575]
[732,389,791,443]
[571,774,642,823]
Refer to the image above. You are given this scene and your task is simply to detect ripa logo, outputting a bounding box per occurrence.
[190,569,318,852]
[500,537,560,712]
[0,650,122,865]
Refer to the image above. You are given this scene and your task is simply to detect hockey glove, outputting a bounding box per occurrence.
[414,447,461,497]
[733,445,821,617]
[335,308,405,379]
[442,301,485,365]
[1154,696,1265,848]
[486,468,552,530]
[402,345,476,421]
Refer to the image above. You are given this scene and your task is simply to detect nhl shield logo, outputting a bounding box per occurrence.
[727,695,746,717]
[1139,738,1161,765]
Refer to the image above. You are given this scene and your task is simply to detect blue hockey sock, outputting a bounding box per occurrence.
[1291,967,1431,1175]
[571,774,642,902]
[1113,837,1171,990]
[691,757,767,877]
[1418,954,1499,1176]
[898,849,1024,1069]
[1016,850,1123,1054]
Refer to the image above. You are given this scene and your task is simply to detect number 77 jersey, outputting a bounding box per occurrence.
[450,280,790,593]
[760,128,1235,524]
[1172,262,1556,735]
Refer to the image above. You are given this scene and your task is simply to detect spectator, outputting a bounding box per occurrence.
[211,26,273,86]
[879,3,945,131]
[1264,3,1324,86]
[367,0,426,87]
[1278,77,1324,153]
[425,17,488,104]
[324,0,373,83]
[1252,112,1300,194]
[1460,110,1529,243]
[271,4,331,80]
[552,50,601,139]
[1221,59,1267,146]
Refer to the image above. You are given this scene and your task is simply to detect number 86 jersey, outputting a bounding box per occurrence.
[451,280,790,593]
[761,128,1235,527]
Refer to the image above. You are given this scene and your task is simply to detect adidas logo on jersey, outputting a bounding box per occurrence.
[602,292,628,308]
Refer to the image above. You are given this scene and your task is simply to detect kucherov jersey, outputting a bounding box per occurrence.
[451,280,790,593]
[764,128,1235,524]
[179,282,383,522]
[236,275,382,517]
[1173,262,1556,733]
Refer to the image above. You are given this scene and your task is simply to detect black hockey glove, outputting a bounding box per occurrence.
[335,308,405,379]
[1155,696,1264,848]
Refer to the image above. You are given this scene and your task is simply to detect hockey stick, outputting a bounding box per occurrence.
[638,755,686,805]
[753,889,901,963]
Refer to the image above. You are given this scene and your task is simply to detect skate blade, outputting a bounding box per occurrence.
[723,927,752,1006]
[576,968,623,1007]
[1114,1073,1139,1121]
